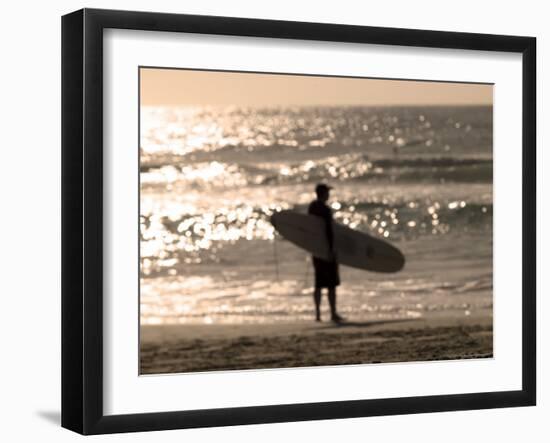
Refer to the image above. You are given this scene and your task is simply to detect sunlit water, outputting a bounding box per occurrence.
[140,105,493,324]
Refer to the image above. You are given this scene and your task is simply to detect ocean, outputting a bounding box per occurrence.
[139,105,493,325]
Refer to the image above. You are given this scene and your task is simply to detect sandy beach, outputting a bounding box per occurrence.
[140,315,492,374]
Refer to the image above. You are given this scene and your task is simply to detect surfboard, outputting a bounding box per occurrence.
[270,210,405,273]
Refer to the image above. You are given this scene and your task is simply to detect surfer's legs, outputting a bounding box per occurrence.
[328,287,343,322]
[328,287,336,317]
[313,287,321,321]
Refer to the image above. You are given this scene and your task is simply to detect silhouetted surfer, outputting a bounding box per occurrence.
[308,183,344,323]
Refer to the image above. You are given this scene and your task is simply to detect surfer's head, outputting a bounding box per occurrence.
[315,183,332,202]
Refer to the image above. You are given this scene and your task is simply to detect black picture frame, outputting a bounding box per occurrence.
[61,8,536,435]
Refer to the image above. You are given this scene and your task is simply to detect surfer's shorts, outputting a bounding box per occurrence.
[312,257,340,288]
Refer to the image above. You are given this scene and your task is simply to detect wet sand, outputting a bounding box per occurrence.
[140,315,492,375]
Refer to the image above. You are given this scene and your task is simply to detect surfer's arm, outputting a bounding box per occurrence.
[324,209,336,260]
[326,219,334,249]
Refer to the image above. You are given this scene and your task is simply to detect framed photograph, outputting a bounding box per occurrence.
[61,8,536,435]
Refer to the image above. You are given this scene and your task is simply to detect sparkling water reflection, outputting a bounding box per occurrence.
[140,105,493,324]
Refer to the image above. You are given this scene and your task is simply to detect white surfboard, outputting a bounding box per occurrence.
[271,210,405,273]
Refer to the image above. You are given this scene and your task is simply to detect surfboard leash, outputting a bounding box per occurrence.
[303,255,310,290]
[273,234,280,282]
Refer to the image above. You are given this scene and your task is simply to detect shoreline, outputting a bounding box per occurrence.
[140,315,493,375]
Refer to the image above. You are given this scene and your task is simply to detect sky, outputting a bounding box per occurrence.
[140,67,493,107]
